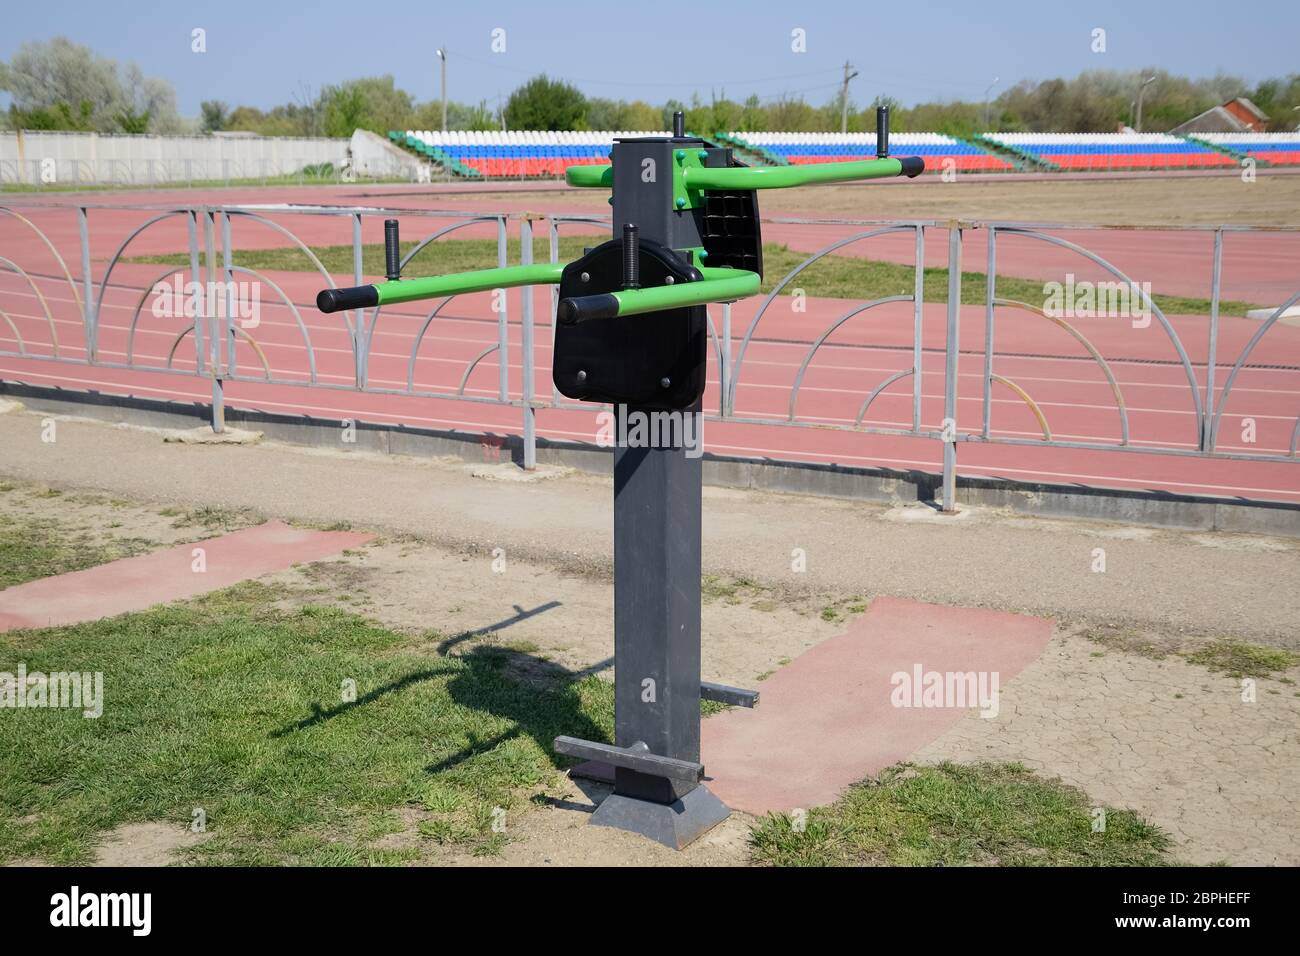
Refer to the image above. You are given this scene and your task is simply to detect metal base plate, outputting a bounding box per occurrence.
[588,784,730,850]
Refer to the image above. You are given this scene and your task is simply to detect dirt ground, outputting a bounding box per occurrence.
[439,170,1300,227]
[2,406,1298,866]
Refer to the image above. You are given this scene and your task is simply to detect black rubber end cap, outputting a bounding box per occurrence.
[317,285,379,314]
[557,293,619,326]
[900,156,925,178]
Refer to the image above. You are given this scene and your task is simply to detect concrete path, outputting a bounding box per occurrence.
[0,519,373,631]
[702,596,1054,814]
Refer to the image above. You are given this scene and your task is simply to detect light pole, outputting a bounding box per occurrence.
[1135,75,1156,133]
[436,48,448,132]
[839,61,859,134]
[983,76,999,131]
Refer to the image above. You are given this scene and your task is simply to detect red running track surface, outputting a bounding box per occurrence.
[1,191,1297,503]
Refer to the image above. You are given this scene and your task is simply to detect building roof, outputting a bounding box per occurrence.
[1171,105,1252,135]
[1231,97,1270,121]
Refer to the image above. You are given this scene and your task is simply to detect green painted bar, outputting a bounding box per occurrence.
[682,158,905,190]
[609,267,759,317]
[565,164,613,188]
[374,262,565,305]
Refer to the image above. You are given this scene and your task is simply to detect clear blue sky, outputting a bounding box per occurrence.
[3,0,1296,115]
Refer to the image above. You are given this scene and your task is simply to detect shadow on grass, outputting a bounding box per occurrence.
[270,599,613,780]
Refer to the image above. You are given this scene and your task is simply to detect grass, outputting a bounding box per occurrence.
[158,505,259,533]
[749,762,1173,867]
[1085,625,1299,679]
[127,238,1262,317]
[0,581,615,865]
[0,512,153,589]
[1183,638,1300,679]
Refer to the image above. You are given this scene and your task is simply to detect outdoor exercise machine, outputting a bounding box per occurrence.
[318,108,923,848]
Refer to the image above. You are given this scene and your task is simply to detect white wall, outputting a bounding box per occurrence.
[349,129,433,182]
[0,130,351,185]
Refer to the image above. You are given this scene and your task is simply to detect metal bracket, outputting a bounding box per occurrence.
[700,681,759,708]
[553,736,703,784]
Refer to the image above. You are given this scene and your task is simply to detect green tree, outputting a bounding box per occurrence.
[200,100,229,133]
[116,107,151,134]
[320,76,414,137]
[503,75,586,131]
[0,37,180,133]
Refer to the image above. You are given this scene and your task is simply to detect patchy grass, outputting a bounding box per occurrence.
[748,762,1173,867]
[128,238,1259,317]
[701,574,771,606]
[1084,625,1181,661]
[1183,639,1300,679]
[1085,625,1298,680]
[0,512,153,589]
[0,581,615,865]
[160,505,260,533]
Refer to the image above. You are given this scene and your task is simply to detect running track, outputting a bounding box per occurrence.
[1,186,1298,503]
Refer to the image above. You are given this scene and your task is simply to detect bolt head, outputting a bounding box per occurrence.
[675,149,685,161]
[675,196,686,209]
[664,276,675,285]
[577,370,587,382]
[660,377,671,388]
[697,150,708,160]
[580,272,590,283]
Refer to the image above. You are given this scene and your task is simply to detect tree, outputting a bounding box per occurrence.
[504,75,586,131]
[116,107,151,134]
[200,100,229,133]
[0,36,181,133]
[319,76,413,137]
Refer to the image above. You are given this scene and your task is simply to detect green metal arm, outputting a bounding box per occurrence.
[684,156,922,188]
[564,155,922,191]
[317,262,565,313]
[556,267,759,325]
[565,164,613,188]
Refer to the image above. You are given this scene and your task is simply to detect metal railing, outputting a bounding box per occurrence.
[1,200,1297,508]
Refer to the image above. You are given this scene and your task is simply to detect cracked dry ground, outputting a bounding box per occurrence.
[915,631,1299,865]
[2,410,1298,865]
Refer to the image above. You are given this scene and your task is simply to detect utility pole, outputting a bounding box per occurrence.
[1135,75,1157,133]
[436,48,448,132]
[839,61,859,134]
[983,76,1000,131]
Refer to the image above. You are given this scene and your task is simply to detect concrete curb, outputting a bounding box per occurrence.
[4,381,1298,537]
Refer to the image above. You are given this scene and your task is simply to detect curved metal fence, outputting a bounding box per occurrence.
[1,200,1296,506]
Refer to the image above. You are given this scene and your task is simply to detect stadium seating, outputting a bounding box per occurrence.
[390,128,1300,179]
[395,130,657,178]
[729,131,1013,172]
[980,132,1237,171]
[1192,132,1300,167]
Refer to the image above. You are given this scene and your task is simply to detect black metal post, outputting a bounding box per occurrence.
[384,219,401,282]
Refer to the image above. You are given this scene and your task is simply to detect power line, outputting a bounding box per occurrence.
[447,51,842,89]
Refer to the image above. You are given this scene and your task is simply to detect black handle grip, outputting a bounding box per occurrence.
[317,285,379,313]
[899,156,925,178]
[557,293,619,326]
[384,219,401,282]
[876,106,889,159]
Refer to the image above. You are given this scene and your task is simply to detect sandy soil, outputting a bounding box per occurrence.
[2,407,1298,866]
